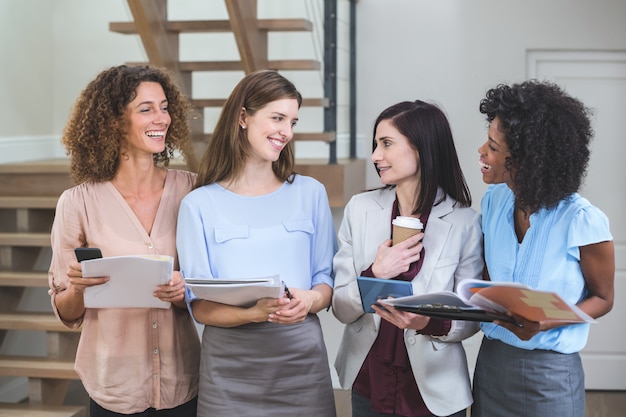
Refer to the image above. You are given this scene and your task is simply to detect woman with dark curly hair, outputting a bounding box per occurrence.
[48,65,200,416]
[473,80,615,417]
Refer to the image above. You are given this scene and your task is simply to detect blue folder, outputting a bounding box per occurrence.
[357,276,413,313]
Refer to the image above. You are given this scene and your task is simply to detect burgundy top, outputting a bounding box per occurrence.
[353,199,451,416]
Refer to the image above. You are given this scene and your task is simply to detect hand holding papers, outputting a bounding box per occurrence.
[186,275,285,307]
[82,255,174,309]
[381,279,595,324]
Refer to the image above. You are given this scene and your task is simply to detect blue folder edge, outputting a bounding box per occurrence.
[357,276,413,313]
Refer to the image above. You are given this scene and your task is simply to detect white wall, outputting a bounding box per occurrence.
[354,0,626,383]
[356,0,626,205]
[0,0,144,162]
[0,1,54,137]
[1,0,351,162]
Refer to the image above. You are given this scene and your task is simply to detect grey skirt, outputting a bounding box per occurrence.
[472,337,585,417]
[198,314,336,417]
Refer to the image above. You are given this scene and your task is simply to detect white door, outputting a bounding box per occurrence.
[528,50,626,390]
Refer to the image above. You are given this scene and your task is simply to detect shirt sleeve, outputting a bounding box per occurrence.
[177,191,214,311]
[332,196,368,324]
[309,181,337,289]
[48,188,86,329]
[567,204,613,261]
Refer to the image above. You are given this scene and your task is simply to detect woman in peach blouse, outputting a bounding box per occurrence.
[48,65,200,416]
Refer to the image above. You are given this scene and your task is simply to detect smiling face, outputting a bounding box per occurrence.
[240,98,299,163]
[371,119,420,189]
[478,116,514,186]
[124,81,170,156]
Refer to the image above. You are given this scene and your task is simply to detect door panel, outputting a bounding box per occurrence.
[528,51,626,389]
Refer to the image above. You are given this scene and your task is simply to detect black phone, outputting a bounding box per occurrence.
[74,247,103,262]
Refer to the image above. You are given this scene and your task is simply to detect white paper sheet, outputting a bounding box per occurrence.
[82,255,173,309]
[186,275,284,307]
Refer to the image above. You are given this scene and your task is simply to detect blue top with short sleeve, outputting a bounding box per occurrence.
[177,174,337,306]
[480,183,612,353]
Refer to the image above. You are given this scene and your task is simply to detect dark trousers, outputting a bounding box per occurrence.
[89,397,197,417]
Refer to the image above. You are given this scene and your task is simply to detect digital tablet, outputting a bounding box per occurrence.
[357,276,413,313]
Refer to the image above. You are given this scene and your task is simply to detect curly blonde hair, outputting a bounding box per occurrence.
[62,65,196,184]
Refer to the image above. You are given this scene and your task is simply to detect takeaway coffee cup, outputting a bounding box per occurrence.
[392,216,424,246]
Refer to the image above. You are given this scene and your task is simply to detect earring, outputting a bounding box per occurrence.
[240,125,246,130]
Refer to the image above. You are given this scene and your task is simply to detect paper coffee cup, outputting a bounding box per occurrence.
[392,216,423,246]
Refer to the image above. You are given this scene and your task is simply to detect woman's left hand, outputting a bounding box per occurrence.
[154,271,186,306]
[268,288,309,324]
[372,301,431,330]
[494,313,542,340]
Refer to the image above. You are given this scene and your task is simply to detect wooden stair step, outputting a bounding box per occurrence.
[0,313,78,333]
[0,196,59,209]
[192,97,329,108]
[0,356,78,379]
[296,158,367,208]
[110,18,312,34]
[0,160,72,198]
[292,132,336,142]
[199,132,336,144]
[0,271,48,288]
[0,233,50,247]
[0,403,86,417]
[179,59,321,72]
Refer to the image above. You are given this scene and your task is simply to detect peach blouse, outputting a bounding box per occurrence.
[48,169,200,414]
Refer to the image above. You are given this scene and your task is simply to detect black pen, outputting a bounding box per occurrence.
[282,281,293,299]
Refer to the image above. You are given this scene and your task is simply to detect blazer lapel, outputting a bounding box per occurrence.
[362,189,395,267]
[412,190,454,294]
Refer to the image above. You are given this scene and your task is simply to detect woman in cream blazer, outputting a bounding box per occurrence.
[332,100,483,417]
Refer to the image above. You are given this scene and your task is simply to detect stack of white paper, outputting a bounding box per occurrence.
[82,255,174,309]
[186,275,284,307]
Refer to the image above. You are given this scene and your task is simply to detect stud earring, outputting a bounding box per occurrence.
[240,125,246,130]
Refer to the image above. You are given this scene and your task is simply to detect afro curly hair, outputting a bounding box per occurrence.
[479,80,593,212]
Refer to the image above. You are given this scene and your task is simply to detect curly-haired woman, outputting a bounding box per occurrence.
[48,65,200,416]
[473,80,615,417]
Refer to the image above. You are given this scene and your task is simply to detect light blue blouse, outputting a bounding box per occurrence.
[480,184,612,353]
[177,175,337,305]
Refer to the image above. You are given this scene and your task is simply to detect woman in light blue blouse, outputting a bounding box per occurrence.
[176,70,337,417]
[473,80,615,417]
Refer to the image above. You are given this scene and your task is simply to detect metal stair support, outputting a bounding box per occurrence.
[324,0,337,164]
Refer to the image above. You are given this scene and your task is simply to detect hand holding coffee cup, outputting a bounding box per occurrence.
[392,216,424,246]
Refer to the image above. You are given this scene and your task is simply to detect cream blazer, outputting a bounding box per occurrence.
[332,187,483,416]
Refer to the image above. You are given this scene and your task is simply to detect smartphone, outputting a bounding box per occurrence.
[74,247,103,262]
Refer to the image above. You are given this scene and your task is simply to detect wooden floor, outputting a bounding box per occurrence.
[34,373,626,416]
[333,390,626,417]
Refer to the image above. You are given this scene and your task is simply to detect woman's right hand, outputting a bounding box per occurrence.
[66,261,109,294]
[250,297,291,323]
[371,233,424,278]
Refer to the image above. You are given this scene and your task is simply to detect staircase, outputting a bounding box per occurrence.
[108,0,365,204]
[0,162,86,415]
[0,1,363,414]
